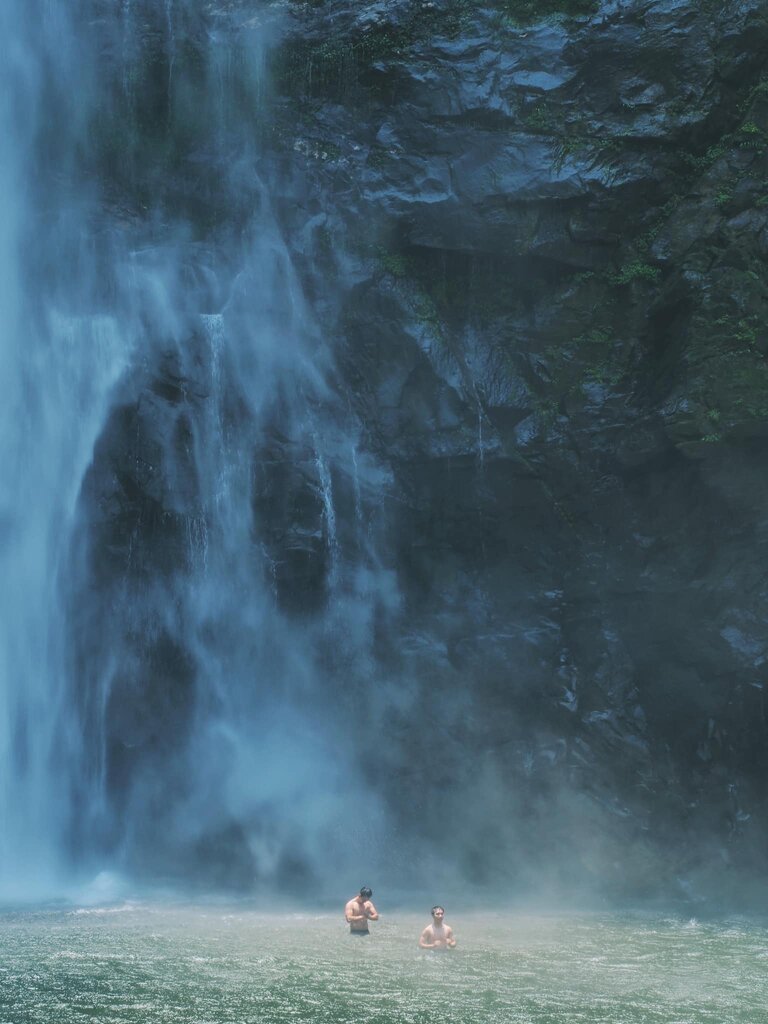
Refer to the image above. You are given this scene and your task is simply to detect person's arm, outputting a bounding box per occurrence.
[419,926,435,949]
[445,926,456,948]
[365,901,379,921]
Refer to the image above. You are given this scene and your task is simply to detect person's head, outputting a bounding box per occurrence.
[431,906,445,920]
[359,886,373,900]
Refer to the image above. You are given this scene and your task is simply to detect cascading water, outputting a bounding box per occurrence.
[0,0,399,898]
[0,1,133,897]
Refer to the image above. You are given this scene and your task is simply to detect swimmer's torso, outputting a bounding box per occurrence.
[420,920,456,948]
[345,898,375,932]
[425,923,449,947]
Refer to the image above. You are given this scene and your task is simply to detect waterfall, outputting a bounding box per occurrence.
[0,0,396,897]
[0,2,131,897]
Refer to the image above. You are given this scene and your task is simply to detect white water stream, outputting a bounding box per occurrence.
[0,0,394,897]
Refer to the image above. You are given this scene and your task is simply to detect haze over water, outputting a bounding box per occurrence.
[1,904,765,1024]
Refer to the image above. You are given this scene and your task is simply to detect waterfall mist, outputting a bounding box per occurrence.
[0,0,409,900]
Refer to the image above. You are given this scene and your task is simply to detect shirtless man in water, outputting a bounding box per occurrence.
[419,906,456,949]
[344,887,379,935]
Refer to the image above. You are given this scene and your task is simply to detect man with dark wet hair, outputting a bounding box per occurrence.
[344,886,379,935]
[419,906,456,949]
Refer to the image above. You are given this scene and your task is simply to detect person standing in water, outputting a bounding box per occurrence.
[344,886,379,935]
[419,906,456,949]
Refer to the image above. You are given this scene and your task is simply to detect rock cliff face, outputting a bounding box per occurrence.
[73,0,768,899]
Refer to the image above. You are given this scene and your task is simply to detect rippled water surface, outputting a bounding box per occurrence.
[1,904,766,1023]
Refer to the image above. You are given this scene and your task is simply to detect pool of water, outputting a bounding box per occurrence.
[0,904,765,1023]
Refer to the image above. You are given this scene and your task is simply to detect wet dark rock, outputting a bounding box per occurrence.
[253,438,332,613]
[262,0,768,892]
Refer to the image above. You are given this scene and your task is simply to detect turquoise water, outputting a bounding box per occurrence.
[1,904,766,1023]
